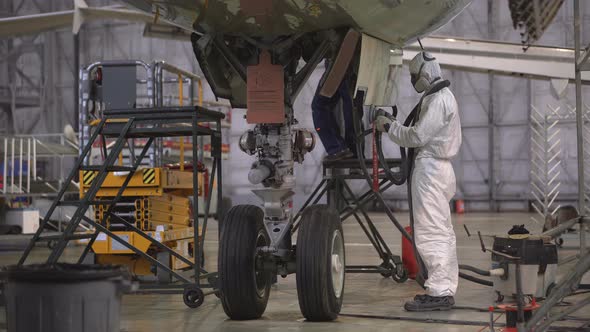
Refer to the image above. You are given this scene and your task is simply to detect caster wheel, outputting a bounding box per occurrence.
[296,205,344,322]
[183,285,205,308]
[219,205,272,320]
[47,240,57,250]
[392,265,408,283]
[378,262,393,278]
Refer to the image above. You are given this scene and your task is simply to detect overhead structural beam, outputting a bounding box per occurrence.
[402,36,590,83]
[0,4,155,38]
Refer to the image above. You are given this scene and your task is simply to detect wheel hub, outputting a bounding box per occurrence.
[330,230,345,298]
[254,231,270,297]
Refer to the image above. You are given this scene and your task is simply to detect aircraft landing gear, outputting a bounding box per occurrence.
[205,29,350,321]
[218,204,345,321]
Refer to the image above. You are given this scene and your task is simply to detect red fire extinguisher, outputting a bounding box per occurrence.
[402,226,419,279]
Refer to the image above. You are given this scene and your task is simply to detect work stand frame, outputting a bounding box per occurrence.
[293,158,408,281]
[18,106,224,305]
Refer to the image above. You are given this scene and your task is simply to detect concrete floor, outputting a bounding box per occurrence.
[1,212,589,331]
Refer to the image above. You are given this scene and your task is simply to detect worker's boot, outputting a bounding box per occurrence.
[404,294,455,312]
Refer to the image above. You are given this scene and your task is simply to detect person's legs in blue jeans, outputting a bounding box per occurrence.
[338,79,358,158]
[312,86,347,155]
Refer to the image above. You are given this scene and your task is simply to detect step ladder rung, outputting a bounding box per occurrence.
[80,166,136,172]
[57,200,117,206]
[38,233,95,241]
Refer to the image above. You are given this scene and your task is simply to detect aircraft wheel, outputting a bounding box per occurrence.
[219,205,272,320]
[296,205,345,321]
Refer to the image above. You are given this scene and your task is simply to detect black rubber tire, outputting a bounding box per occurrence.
[156,251,172,284]
[296,205,345,322]
[183,285,205,308]
[219,205,272,320]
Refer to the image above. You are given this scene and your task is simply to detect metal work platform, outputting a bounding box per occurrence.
[18,105,224,307]
[294,157,408,281]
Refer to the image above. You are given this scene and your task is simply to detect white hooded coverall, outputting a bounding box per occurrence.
[385,56,462,297]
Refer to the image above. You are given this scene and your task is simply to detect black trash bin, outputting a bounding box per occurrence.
[1,263,133,332]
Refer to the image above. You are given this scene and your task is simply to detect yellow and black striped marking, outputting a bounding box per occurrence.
[143,168,156,184]
[83,170,98,185]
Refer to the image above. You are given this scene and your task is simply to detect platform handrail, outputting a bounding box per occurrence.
[1,133,78,195]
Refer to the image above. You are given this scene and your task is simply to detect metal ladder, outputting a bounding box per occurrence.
[17,116,196,282]
[18,117,147,265]
[17,105,225,307]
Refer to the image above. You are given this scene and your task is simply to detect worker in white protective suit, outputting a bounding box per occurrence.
[375,51,462,311]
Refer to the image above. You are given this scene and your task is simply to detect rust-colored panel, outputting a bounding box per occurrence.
[320,29,361,97]
[246,51,285,124]
[240,0,273,27]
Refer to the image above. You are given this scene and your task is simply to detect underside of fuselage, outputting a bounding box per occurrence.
[121,0,471,108]
[123,0,471,46]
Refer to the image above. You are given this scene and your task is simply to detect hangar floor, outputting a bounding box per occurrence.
[1,212,589,331]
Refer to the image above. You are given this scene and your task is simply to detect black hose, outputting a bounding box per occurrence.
[459,264,491,276]
[374,104,419,187]
[351,92,412,241]
[370,102,424,282]
[459,272,493,287]
[375,134,407,185]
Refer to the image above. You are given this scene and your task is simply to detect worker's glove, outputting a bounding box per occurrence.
[374,115,393,133]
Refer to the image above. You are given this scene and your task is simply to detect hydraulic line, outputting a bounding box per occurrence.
[375,105,416,186]
[351,94,411,241]
[459,264,492,276]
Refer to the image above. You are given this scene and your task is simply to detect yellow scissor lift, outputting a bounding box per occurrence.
[81,166,206,282]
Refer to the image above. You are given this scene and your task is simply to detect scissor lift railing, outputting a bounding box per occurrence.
[18,105,225,307]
